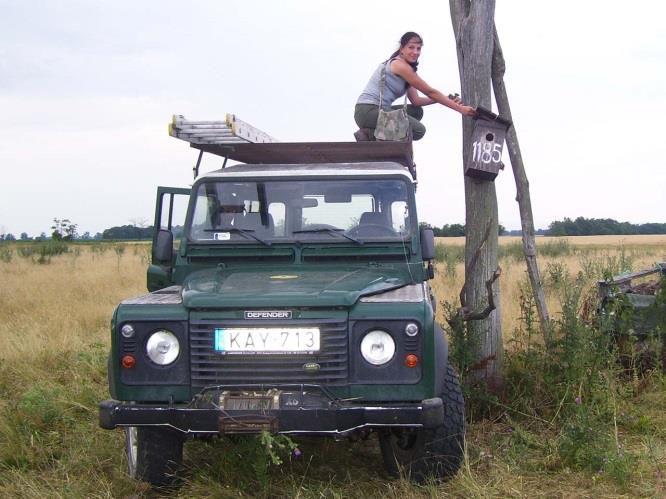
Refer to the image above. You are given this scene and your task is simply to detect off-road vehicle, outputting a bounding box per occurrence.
[99,140,464,485]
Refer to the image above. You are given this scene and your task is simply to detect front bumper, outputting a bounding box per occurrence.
[99,388,443,436]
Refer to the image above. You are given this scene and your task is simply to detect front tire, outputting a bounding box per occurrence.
[125,426,184,486]
[379,364,465,483]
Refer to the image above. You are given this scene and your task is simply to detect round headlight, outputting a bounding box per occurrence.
[405,323,419,337]
[360,330,395,366]
[146,330,180,365]
[121,324,135,338]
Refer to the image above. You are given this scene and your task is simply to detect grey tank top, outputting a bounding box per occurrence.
[357,59,408,109]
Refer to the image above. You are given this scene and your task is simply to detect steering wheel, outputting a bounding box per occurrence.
[347,224,398,237]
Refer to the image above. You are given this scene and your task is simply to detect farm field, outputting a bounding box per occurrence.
[0,236,664,498]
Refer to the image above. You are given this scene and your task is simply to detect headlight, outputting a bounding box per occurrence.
[146,330,180,365]
[360,330,395,366]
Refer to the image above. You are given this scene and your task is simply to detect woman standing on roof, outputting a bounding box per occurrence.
[354,32,476,141]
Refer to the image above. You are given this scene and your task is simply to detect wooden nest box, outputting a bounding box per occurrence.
[464,106,512,181]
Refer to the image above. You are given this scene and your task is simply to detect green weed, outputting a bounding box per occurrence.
[0,248,13,263]
[499,241,524,261]
[544,261,567,290]
[539,239,573,258]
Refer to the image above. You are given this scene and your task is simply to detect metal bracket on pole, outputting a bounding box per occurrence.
[193,149,204,179]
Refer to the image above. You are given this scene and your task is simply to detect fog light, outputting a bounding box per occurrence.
[405,323,419,337]
[121,324,135,338]
[121,355,136,369]
[146,330,180,365]
[405,354,419,368]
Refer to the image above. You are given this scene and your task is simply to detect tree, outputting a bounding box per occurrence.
[546,217,666,236]
[129,217,149,228]
[20,232,30,241]
[102,225,153,240]
[445,223,466,237]
[51,218,78,241]
[450,0,502,388]
[64,222,78,240]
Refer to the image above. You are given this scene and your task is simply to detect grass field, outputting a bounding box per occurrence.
[0,237,664,497]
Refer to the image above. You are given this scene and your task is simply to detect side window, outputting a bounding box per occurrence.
[154,187,190,248]
[159,192,189,234]
[391,201,409,233]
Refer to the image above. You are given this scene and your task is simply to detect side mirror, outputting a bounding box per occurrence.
[420,227,435,261]
[152,229,174,264]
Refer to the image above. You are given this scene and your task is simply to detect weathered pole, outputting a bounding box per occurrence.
[450,0,503,387]
[491,26,552,344]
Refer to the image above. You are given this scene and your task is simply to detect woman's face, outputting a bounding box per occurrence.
[399,37,422,64]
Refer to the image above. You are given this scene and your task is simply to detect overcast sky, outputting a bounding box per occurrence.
[1,0,664,237]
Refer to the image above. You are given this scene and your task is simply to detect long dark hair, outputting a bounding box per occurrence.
[387,31,423,71]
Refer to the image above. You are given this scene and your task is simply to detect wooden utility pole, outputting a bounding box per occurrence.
[450,0,503,387]
[449,1,551,388]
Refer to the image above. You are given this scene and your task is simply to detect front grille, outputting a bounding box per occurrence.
[190,319,348,390]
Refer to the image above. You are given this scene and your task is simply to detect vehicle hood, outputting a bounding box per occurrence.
[181,265,415,308]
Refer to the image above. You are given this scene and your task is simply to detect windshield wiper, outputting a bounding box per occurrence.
[292,227,363,245]
[204,228,271,246]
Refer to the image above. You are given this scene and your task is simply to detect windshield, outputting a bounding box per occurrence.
[188,179,413,243]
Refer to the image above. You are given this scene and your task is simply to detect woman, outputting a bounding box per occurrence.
[354,32,475,141]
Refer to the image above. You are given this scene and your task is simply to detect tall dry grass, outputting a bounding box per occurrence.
[432,235,666,336]
[0,244,148,363]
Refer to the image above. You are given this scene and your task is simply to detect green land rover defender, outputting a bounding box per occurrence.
[99,142,464,485]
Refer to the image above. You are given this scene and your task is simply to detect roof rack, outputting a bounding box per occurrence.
[170,115,416,180]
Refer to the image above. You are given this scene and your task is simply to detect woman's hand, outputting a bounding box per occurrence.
[448,93,462,104]
[459,105,476,117]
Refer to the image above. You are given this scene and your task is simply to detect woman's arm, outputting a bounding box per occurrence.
[392,59,476,117]
[406,87,436,107]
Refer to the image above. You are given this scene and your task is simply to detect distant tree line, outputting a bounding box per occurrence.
[547,217,666,236]
[5,216,664,242]
[101,225,183,240]
[422,223,507,237]
[0,224,186,242]
[101,225,154,240]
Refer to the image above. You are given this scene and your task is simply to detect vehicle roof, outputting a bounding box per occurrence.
[200,162,414,180]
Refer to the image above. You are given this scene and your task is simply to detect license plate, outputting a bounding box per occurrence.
[214,327,320,354]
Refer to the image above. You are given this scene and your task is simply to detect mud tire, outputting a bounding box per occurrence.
[379,364,465,483]
[125,426,184,487]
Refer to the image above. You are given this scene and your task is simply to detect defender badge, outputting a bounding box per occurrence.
[303,362,321,373]
[244,310,292,319]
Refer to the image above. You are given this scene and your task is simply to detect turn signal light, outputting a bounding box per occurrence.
[121,355,136,369]
[404,354,419,368]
